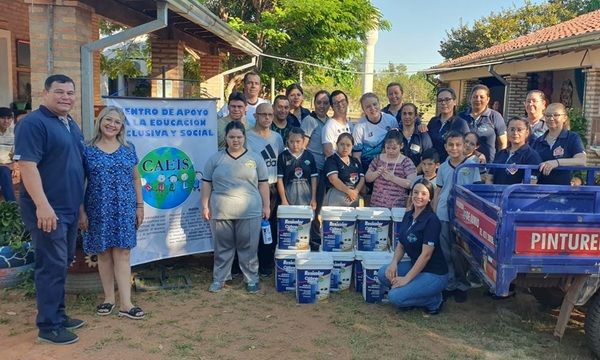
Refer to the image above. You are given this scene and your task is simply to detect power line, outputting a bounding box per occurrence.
[260,53,429,75]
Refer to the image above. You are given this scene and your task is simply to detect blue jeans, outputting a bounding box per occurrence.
[0,166,16,202]
[377,261,449,310]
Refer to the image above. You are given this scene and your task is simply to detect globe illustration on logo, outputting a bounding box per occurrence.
[139,147,196,209]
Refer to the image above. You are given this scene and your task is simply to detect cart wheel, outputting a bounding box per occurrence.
[585,293,600,359]
[529,287,565,309]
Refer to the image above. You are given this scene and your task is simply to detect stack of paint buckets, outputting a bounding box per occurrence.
[274,205,313,293]
[353,207,393,303]
[320,207,356,294]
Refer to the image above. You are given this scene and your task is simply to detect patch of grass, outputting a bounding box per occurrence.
[0,317,10,324]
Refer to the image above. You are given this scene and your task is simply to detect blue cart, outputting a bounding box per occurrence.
[449,164,600,356]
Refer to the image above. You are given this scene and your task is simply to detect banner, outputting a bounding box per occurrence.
[106,97,217,266]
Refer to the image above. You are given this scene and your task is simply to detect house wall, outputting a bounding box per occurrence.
[437,48,600,166]
[0,0,29,108]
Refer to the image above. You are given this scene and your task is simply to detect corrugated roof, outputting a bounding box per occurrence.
[432,9,600,69]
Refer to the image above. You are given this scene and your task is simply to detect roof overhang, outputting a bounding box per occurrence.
[426,30,600,76]
[82,0,261,56]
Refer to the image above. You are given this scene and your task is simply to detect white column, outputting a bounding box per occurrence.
[362,27,378,94]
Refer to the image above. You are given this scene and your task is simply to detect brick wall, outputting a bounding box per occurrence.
[200,54,223,103]
[0,0,30,105]
[583,68,600,167]
[151,39,184,98]
[505,75,529,119]
[28,1,95,124]
[461,79,480,107]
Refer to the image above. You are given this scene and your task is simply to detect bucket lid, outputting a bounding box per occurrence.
[277,205,314,218]
[330,251,356,261]
[361,251,394,268]
[355,207,391,219]
[321,206,357,220]
[391,208,407,221]
[275,248,306,259]
[296,251,333,268]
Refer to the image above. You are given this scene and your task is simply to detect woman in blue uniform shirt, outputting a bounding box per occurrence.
[377,178,449,314]
[532,103,586,185]
[486,117,542,185]
[427,88,470,162]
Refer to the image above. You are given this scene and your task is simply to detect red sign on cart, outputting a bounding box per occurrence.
[516,226,600,255]
[455,198,497,247]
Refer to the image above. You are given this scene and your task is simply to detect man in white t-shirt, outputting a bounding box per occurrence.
[217,72,270,126]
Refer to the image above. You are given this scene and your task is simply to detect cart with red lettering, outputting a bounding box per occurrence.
[449,164,600,357]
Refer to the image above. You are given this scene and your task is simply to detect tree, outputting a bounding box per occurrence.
[200,0,390,91]
[439,0,600,60]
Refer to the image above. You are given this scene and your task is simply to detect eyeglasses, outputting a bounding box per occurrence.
[508,127,527,133]
[437,98,454,104]
[544,113,565,120]
[102,117,123,126]
[256,113,274,118]
[332,99,347,107]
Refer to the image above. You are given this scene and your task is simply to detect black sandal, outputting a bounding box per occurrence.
[118,306,145,320]
[96,303,115,316]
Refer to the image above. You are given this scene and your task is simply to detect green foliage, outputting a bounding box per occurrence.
[0,201,30,254]
[438,0,598,60]
[15,268,36,297]
[567,107,588,146]
[201,0,389,89]
[100,42,149,79]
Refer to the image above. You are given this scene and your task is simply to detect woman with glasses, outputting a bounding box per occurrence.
[532,103,586,185]
[428,88,470,162]
[525,90,548,143]
[79,106,145,319]
[286,84,311,125]
[323,90,353,158]
[486,117,542,185]
[458,85,507,162]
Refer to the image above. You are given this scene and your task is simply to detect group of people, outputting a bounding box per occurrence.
[12,74,145,345]
[5,71,590,345]
[202,73,588,317]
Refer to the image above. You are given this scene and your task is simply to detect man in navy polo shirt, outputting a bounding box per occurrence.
[14,74,85,345]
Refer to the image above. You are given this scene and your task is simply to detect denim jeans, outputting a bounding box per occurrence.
[377,261,449,310]
[0,166,16,201]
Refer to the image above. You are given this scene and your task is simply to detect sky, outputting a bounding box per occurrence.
[371,0,546,73]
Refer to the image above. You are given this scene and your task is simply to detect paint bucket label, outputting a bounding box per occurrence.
[296,268,332,303]
[278,217,311,250]
[363,267,388,303]
[275,257,296,292]
[356,219,390,251]
[322,220,355,252]
[331,259,353,292]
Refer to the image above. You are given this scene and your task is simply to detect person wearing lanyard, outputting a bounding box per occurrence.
[525,90,548,144]
[486,117,542,185]
[377,178,449,314]
[400,103,432,167]
[532,103,586,185]
[458,84,507,162]
[427,88,470,162]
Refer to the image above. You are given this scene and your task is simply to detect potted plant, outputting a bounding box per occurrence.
[0,201,34,288]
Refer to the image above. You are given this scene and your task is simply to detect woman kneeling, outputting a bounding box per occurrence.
[377,179,449,314]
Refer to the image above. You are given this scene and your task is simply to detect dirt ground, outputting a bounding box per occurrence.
[0,254,596,360]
